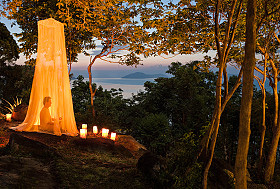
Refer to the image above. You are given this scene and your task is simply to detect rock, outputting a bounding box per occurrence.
[116,135,148,158]
[72,137,134,158]
[4,133,59,159]
[137,152,159,174]
[12,104,28,121]
[137,152,164,188]
[208,159,235,189]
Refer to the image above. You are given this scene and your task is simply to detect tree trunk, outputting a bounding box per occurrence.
[234,0,256,188]
[264,61,279,182]
[258,58,267,178]
[202,62,224,189]
[88,56,98,118]
[272,77,278,129]
[202,1,241,188]
[87,47,108,119]
[264,126,280,182]
[258,84,266,176]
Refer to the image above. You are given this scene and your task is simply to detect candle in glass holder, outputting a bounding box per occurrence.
[82,124,87,129]
[102,128,109,138]
[6,114,12,122]
[93,126,98,134]
[110,132,116,141]
[80,129,87,139]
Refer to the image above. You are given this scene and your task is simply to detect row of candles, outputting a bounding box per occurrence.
[5,114,116,140]
[80,124,117,141]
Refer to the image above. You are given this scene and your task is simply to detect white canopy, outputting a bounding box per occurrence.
[11,18,78,136]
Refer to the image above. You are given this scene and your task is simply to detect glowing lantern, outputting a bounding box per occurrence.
[102,128,109,138]
[110,132,116,141]
[93,126,98,134]
[6,114,12,122]
[80,129,87,139]
[82,124,87,129]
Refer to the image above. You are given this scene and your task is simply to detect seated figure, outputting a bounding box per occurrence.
[40,96,61,135]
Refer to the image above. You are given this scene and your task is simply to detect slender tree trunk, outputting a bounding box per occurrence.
[202,1,240,188]
[200,0,241,156]
[234,0,256,188]
[258,58,267,177]
[202,62,224,189]
[87,47,107,119]
[264,126,280,182]
[88,56,98,118]
[272,77,278,129]
[68,62,72,75]
[264,74,280,182]
[258,84,266,175]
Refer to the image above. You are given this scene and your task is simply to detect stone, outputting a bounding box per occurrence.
[5,133,59,159]
[72,137,134,158]
[116,135,147,158]
[12,104,28,121]
[137,152,164,188]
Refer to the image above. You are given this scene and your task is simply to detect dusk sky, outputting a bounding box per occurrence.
[0,17,215,72]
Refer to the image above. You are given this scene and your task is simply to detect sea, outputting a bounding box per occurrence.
[70,69,273,99]
[70,69,170,98]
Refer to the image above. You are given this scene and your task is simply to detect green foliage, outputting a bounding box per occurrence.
[71,75,94,124]
[71,75,130,130]
[139,61,216,139]
[134,113,172,155]
[162,132,203,189]
[0,64,34,104]
[0,22,19,66]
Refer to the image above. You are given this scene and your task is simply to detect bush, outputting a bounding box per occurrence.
[163,132,203,188]
[133,113,172,155]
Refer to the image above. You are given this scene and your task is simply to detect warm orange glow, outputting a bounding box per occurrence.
[102,128,109,138]
[93,126,98,134]
[110,132,116,141]
[80,129,87,139]
[10,18,79,136]
[6,114,12,122]
[82,124,87,129]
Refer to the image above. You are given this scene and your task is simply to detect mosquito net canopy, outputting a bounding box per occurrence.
[11,18,78,136]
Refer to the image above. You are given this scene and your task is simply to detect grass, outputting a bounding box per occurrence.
[52,140,150,189]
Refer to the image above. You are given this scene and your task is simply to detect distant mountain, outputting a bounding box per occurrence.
[122,72,167,79]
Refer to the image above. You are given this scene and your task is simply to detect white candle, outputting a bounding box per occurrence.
[102,128,109,138]
[110,132,116,141]
[82,124,87,129]
[93,126,98,134]
[6,114,12,122]
[80,129,87,139]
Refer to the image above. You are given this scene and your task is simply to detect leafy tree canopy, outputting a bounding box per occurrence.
[0,0,151,66]
[0,22,19,66]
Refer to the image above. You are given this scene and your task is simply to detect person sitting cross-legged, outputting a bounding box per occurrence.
[40,96,61,135]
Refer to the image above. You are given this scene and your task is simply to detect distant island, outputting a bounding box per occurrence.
[122,72,167,79]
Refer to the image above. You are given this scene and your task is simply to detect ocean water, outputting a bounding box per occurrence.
[84,77,155,98]
[70,69,272,99]
[71,77,158,98]
[70,69,169,98]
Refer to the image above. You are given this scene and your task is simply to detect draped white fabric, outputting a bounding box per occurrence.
[11,18,78,136]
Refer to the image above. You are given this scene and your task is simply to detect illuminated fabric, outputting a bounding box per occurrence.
[11,18,78,136]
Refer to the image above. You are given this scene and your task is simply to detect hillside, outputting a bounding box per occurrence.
[0,120,152,189]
